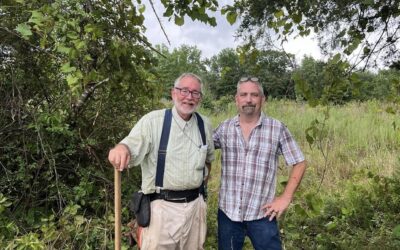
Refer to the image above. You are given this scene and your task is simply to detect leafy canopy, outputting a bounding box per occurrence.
[228,0,400,69]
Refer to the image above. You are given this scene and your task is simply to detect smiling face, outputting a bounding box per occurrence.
[235,81,265,117]
[171,75,202,120]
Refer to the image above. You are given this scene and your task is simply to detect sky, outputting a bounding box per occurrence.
[142,1,322,62]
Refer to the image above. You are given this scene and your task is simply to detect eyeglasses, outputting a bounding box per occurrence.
[174,87,202,99]
[239,77,259,82]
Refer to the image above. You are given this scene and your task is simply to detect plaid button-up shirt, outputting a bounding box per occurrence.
[213,113,305,221]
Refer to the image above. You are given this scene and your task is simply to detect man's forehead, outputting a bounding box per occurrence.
[238,88,260,94]
[180,76,200,84]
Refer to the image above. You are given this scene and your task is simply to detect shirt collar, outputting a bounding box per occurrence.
[172,106,196,129]
[234,112,265,127]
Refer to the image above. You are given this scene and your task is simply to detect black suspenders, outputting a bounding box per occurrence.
[155,109,206,189]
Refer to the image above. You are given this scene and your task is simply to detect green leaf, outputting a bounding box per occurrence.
[174,15,184,26]
[221,6,229,15]
[226,11,237,25]
[394,225,400,239]
[15,23,33,39]
[293,204,308,218]
[274,10,284,19]
[284,22,293,32]
[386,106,396,114]
[292,13,302,23]
[74,215,85,226]
[305,131,314,145]
[325,221,337,231]
[367,25,374,32]
[347,38,361,54]
[138,4,146,13]
[331,53,341,64]
[73,39,86,50]
[61,62,76,73]
[209,17,217,27]
[84,23,95,33]
[57,45,72,55]
[67,74,79,87]
[337,29,346,38]
[267,21,276,29]
[28,10,45,26]
[164,6,173,17]
[305,193,323,214]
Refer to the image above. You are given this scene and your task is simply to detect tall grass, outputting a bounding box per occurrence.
[203,99,400,249]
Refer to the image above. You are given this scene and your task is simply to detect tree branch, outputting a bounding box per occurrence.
[149,0,171,46]
[73,78,109,114]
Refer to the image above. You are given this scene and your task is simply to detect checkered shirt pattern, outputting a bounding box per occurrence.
[213,113,305,222]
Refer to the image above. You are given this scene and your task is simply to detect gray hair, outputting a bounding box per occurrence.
[236,76,265,96]
[174,73,203,92]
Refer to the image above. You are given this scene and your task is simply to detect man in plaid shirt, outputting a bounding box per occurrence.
[213,77,307,250]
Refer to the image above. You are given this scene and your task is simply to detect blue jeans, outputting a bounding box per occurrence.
[218,209,282,250]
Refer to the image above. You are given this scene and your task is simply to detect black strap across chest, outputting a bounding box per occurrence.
[155,109,206,188]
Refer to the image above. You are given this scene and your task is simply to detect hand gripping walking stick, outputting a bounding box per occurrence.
[114,168,121,250]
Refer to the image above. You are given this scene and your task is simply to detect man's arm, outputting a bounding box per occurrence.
[204,162,212,184]
[281,160,307,201]
[262,160,307,220]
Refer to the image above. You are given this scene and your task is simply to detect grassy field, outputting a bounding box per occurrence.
[203,99,400,249]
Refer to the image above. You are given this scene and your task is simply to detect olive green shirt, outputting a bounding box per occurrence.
[120,107,215,194]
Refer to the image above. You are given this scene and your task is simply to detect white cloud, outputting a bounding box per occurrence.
[282,36,323,62]
[143,1,240,59]
[142,1,322,61]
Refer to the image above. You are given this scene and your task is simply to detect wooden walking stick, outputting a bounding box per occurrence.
[114,168,122,250]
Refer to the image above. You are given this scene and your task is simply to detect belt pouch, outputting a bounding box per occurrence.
[129,191,151,227]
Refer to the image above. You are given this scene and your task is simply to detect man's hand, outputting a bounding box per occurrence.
[108,144,131,171]
[263,161,306,221]
[262,196,292,221]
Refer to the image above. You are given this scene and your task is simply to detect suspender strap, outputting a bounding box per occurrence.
[194,112,206,146]
[194,112,207,198]
[155,109,206,189]
[155,109,172,188]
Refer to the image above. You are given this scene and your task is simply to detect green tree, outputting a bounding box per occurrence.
[205,48,296,99]
[293,56,327,101]
[152,44,207,96]
[0,0,221,247]
[205,48,245,99]
[242,49,296,98]
[229,0,400,69]
[294,55,354,105]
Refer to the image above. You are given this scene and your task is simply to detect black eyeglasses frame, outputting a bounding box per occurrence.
[174,87,202,99]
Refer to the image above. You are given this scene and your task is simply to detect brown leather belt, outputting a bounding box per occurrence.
[149,188,200,203]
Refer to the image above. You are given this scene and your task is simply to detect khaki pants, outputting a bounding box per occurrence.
[140,196,207,250]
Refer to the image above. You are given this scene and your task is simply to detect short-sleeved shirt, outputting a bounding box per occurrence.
[213,113,304,222]
[120,107,215,194]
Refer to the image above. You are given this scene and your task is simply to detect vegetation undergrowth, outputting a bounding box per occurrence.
[1,100,399,249]
[204,99,400,250]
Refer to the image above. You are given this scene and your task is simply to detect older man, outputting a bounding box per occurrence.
[109,73,215,249]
